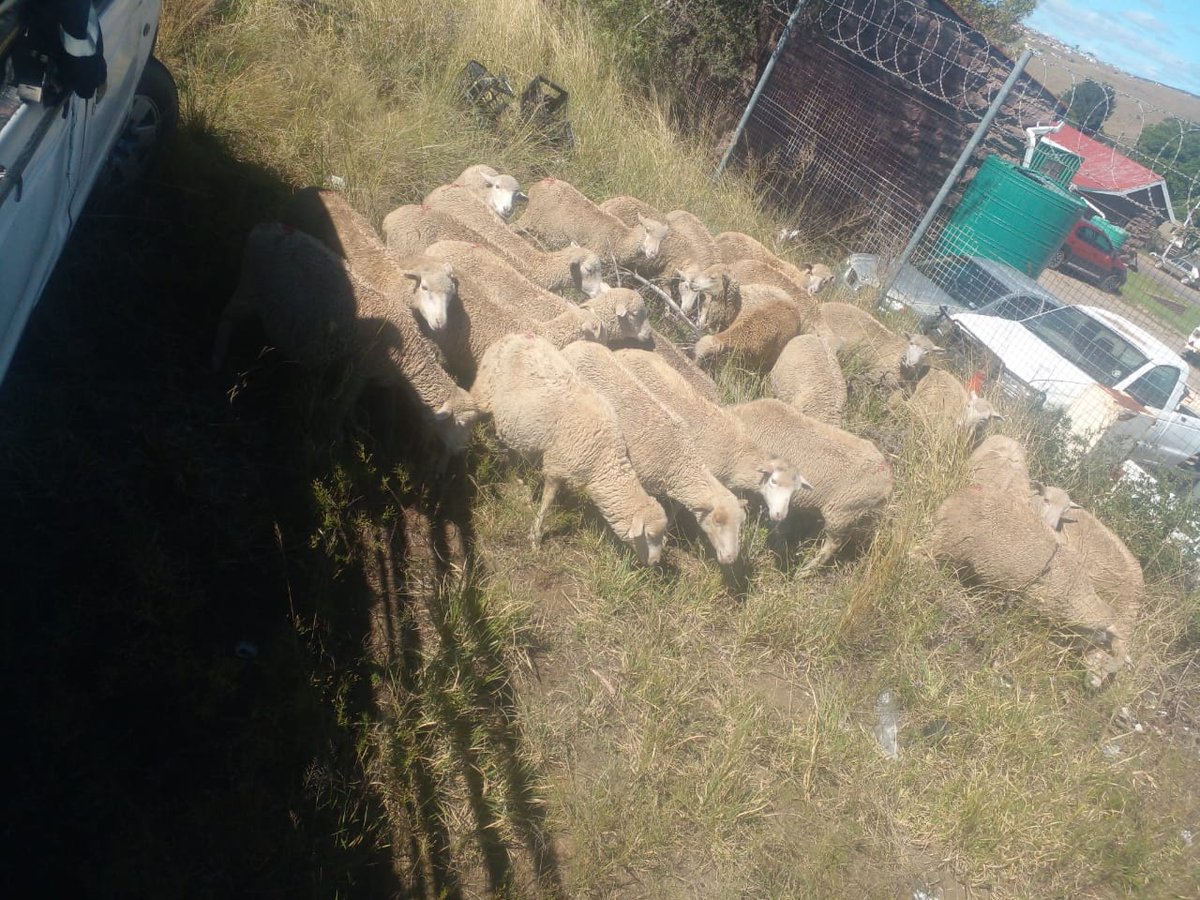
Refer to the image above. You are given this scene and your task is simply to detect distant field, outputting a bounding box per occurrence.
[1021,29,1200,140]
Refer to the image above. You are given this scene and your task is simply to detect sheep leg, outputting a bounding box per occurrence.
[798,533,845,578]
[531,476,562,548]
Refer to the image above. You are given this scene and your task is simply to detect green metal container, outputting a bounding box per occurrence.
[1088,216,1129,249]
[935,154,1089,277]
[1030,142,1082,190]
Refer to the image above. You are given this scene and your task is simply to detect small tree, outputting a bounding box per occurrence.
[1061,79,1117,136]
[953,0,1040,47]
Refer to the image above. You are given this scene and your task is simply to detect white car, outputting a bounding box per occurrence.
[948,304,1200,473]
[0,0,175,383]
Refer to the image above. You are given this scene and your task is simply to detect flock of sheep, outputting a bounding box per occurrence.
[210,164,1143,685]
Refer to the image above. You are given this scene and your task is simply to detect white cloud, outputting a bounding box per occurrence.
[1122,10,1167,34]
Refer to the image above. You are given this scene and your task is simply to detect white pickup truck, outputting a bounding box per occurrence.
[947,304,1200,478]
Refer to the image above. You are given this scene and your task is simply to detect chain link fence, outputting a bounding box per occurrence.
[700,0,1200,492]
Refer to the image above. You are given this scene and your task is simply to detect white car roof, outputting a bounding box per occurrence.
[1075,305,1184,368]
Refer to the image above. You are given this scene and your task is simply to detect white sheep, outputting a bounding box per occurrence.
[901,368,1003,437]
[613,348,809,519]
[715,231,834,295]
[560,341,746,564]
[730,399,894,574]
[599,196,720,285]
[280,187,457,331]
[814,301,939,388]
[688,260,818,329]
[769,334,848,425]
[472,333,669,563]
[1056,507,1143,674]
[928,482,1125,684]
[581,287,653,344]
[518,177,669,266]
[211,223,480,452]
[384,198,607,298]
[967,434,1031,494]
[428,164,525,220]
[612,325,722,404]
[693,295,803,372]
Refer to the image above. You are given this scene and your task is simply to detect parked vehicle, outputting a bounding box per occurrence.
[1049,218,1128,293]
[0,0,176,384]
[948,304,1200,475]
[1154,251,1200,288]
[1184,326,1200,363]
[842,252,1063,328]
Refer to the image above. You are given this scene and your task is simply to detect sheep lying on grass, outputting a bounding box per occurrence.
[519,178,669,267]
[614,348,809,519]
[814,301,939,388]
[769,334,847,424]
[428,164,525,220]
[715,231,834,295]
[211,223,480,453]
[730,399,894,574]
[930,473,1126,684]
[561,341,746,564]
[384,199,607,298]
[281,187,456,332]
[901,368,1003,438]
[472,333,669,563]
[693,295,803,372]
[967,434,1031,494]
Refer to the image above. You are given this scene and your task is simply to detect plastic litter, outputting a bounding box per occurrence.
[875,690,900,759]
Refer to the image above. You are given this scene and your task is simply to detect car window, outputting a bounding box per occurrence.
[1127,364,1180,410]
[916,258,1011,310]
[1024,307,1149,386]
[990,294,1045,320]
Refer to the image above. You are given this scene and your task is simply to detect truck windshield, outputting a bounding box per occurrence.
[916,257,1011,310]
[1023,307,1148,387]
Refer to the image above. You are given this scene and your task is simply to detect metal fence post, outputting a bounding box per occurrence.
[878,47,1034,298]
[712,1,808,181]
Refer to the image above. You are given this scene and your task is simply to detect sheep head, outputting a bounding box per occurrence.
[1029,482,1079,531]
[757,458,812,522]
[480,172,523,220]
[804,263,835,295]
[960,389,1003,434]
[900,332,941,375]
[626,500,670,565]
[568,245,607,298]
[431,388,482,453]
[402,258,457,332]
[634,212,669,261]
[695,488,746,566]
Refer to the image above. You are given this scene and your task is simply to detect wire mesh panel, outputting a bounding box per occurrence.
[711,0,1200,488]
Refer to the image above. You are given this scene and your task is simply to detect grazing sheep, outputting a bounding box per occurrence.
[423,240,604,338]
[428,164,525,220]
[280,187,457,332]
[582,287,653,343]
[1056,507,1142,672]
[211,224,480,452]
[715,231,834,295]
[386,195,607,297]
[769,333,848,425]
[688,259,818,329]
[609,325,722,404]
[561,341,746,564]
[928,482,1125,683]
[518,178,669,266]
[730,399,894,573]
[814,301,939,388]
[691,272,795,334]
[613,348,808,518]
[902,368,1003,437]
[472,333,669,563]
[693,295,803,372]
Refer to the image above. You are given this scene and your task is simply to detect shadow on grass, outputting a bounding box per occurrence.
[0,116,559,897]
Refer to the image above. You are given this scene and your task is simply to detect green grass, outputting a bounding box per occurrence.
[1120,268,1200,336]
[6,0,1195,896]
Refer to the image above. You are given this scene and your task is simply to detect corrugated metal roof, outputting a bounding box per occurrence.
[1042,124,1166,195]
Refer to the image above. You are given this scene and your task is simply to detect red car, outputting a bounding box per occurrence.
[1049,218,1128,293]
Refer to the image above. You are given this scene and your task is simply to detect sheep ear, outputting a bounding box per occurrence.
[481,173,499,188]
[695,502,714,516]
[1031,480,1045,494]
[616,302,627,318]
[441,261,455,278]
[627,513,645,540]
[568,240,580,248]
[757,465,774,482]
[433,401,453,421]
[738,498,749,511]
[1070,501,1083,509]
[403,271,422,284]
[797,474,814,491]
[990,412,1004,421]
[636,212,647,226]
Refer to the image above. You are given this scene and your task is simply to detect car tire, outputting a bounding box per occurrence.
[1100,272,1124,294]
[1049,248,1067,269]
[101,57,179,192]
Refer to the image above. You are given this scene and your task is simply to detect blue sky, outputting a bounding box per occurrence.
[1024,0,1200,96]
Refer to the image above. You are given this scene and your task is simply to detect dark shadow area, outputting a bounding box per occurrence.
[0,114,559,897]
